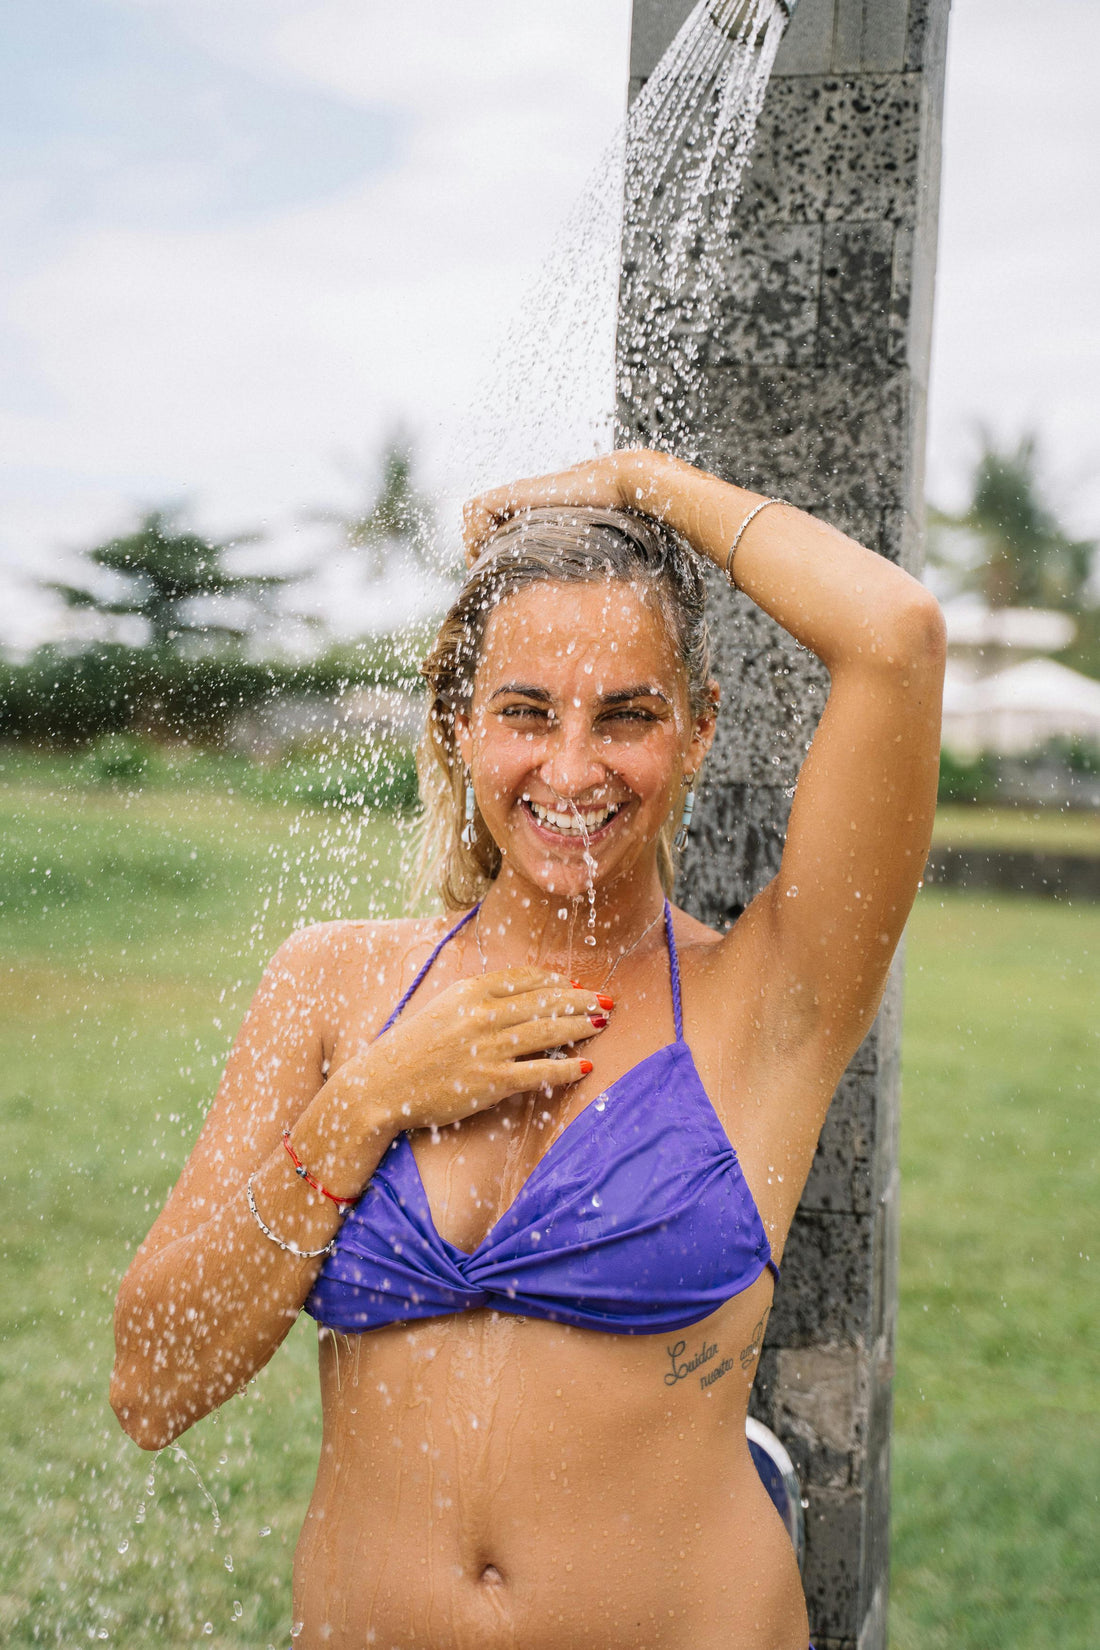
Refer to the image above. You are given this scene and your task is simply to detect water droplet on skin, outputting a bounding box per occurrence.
[785,885,798,898]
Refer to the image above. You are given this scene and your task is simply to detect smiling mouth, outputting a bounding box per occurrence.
[523,797,625,838]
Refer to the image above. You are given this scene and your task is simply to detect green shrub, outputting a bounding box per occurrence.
[0,641,426,748]
[78,732,160,785]
[1039,734,1100,776]
[938,748,998,806]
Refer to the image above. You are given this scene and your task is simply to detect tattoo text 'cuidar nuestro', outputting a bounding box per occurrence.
[664,1338,735,1390]
[664,1310,771,1393]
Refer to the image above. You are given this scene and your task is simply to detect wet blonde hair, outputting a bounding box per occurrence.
[416,505,712,912]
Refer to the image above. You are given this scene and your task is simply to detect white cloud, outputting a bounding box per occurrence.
[927,0,1100,532]
[2,0,1099,656]
[0,0,634,649]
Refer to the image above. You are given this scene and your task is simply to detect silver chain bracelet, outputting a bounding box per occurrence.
[725,496,784,586]
[246,1173,334,1259]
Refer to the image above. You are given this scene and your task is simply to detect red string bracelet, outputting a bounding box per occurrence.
[282,1131,358,1210]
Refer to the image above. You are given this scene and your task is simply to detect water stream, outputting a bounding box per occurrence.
[448,0,789,505]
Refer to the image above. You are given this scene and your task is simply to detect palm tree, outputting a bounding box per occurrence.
[46,509,288,653]
[929,433,1096,612]
[309,435,436,581]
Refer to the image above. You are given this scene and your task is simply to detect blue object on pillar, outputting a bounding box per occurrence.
[746,1416,805,1571]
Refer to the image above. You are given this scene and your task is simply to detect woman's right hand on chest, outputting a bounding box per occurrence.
[327,968,609,1135]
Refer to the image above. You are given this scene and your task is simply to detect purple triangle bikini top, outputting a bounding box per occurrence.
[305,901,778,1338]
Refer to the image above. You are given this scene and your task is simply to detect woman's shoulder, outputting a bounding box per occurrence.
[271,911,450,960]
[266,911,458,992]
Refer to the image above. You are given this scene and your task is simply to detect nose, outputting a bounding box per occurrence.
[537,718,608,801]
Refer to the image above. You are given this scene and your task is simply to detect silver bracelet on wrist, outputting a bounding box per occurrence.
[724,496,784,587]
[246,1173,334,1259]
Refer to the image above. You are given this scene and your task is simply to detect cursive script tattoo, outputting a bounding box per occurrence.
[699,1356,735,1389]
[738,1308,771,1373]
[663,1338,719,1387]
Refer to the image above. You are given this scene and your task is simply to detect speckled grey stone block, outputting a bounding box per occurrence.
[818,222,904,367]
[704,364,914,518]
[768,1210,875,1346]
[706,223,825,366]
[620,3,949,1645]
[739,77,925,226]
[801,1488,864,1640]
[802,1070,876,1215]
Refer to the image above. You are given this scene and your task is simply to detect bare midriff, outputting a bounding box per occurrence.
[292,1279,808,1650]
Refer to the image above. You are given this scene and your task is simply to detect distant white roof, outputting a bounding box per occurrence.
[942,597,1076,652]
[941,656,1100,754]
[972,657,1100,716]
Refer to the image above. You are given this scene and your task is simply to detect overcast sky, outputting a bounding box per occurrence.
[1,0,1097,650]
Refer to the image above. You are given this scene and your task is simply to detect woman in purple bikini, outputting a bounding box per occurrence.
[112,448,944,1650]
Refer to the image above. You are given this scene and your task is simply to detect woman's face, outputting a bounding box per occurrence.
[456,578,715,903]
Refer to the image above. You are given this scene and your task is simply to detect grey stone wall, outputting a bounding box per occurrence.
[617,4,950,1647]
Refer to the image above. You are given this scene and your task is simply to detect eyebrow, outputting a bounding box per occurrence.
[487,683,671,707]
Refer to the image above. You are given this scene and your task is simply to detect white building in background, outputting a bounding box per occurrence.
[943,656,1100,757]
[940,597,1100,757]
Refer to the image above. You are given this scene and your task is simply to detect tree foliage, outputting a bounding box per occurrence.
[929,433,1097,613]
[45,508,288,653]
[310,434,436,580]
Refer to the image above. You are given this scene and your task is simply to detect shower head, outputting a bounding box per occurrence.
[705,0,800,37]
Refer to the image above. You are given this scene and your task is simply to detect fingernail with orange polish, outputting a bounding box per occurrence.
[596,994,614,1010]
[579,1060,594,1075]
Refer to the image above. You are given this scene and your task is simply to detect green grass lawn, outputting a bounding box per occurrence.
[0,764,1095,1647]
[932,802,1100,855]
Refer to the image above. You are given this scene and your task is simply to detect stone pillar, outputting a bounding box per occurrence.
[617,4,950,1647]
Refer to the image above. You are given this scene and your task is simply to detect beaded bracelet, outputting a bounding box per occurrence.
[246,1174,334,1259]
[283,1131,357,1210]
[724,496,784,587]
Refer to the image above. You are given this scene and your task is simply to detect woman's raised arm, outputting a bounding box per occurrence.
[633,450,945,1064]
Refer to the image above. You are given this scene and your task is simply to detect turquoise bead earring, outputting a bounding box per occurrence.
[461,775,477,848]
[674,777,696,851]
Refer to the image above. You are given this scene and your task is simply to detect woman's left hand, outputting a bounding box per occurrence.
[462,449,671,564]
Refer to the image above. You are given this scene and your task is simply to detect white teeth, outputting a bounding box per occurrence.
[527,799,619,834]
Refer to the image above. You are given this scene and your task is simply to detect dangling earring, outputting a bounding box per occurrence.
[674,776,696,851]
[461,774,477,848]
